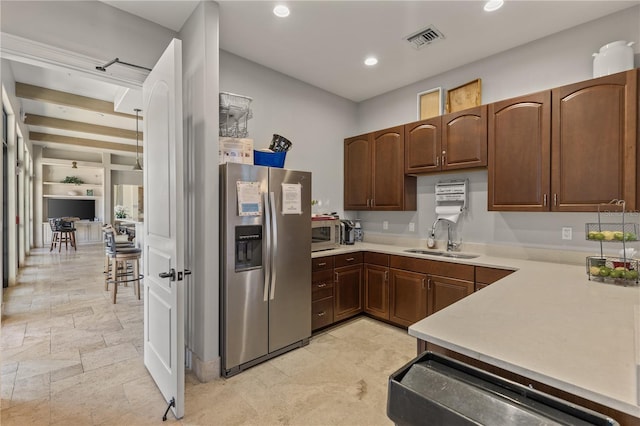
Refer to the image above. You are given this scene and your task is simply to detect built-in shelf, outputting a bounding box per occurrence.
[43,182,102,187]
[43,195,101,200]
[41,162,105,221]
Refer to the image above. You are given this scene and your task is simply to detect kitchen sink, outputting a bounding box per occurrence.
[404,249,479,259]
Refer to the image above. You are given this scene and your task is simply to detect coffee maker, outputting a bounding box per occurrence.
[340,220,355,245]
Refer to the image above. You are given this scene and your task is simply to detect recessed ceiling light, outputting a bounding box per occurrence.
[273,5,290,18]
[484,0,504,12]
[364,57,378,66]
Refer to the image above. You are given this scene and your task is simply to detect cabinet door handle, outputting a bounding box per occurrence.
[385,270,388,282]
[317,283,327,288]
[366,199,370,208]
[335,272,339,283]
[427,278,432,291]
[436,156,439,167]
[317,311,326,317]
[422,278,426,290]
[346,257,355,262]
[317,262,326,267]
[543,194,547,207]
[553,193,558,206]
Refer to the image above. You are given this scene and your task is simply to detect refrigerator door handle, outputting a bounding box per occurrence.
[263,192,271,302]
[269,191,278,300]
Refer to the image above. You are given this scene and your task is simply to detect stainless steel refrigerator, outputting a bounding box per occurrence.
[220,162,311,377]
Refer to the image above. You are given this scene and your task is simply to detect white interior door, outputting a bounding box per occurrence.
[142,38,185,420]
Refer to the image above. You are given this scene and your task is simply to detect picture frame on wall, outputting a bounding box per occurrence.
[446,78,482,113]
[417,87,443,120]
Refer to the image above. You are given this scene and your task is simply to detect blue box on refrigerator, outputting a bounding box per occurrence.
[254,150,286,168]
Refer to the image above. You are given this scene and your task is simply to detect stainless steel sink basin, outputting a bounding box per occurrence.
[404,249,479,259]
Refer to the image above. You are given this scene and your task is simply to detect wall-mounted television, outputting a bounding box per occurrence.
[47,199,95,221]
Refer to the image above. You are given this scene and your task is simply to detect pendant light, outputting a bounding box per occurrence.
[133,108,142,171]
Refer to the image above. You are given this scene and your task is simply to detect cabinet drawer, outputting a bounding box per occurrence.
[364,251,389,266]
[390,255,430,273]
[476,267,514,285]
[428,261,474,281]
[312,298,334,330]
[312,269,334,301]
[312,256,334,271]
[334,252,363,268]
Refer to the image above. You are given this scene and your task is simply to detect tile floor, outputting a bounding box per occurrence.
[1,244,416,425]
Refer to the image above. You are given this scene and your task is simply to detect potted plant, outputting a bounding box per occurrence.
[114,205,127,219]
[61,176,84,185]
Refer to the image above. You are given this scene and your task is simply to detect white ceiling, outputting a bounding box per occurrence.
[9,0,639,154]
[109,0,639,102]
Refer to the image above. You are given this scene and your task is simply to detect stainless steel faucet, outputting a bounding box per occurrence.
[446,222,461,252]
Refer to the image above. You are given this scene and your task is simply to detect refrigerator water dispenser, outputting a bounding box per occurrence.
[235,225,263,271]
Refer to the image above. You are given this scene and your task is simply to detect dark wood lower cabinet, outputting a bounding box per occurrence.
[475,266,514,291]
[312,252,513,332]
[334,264,363,322]
[312,297,334,330]
[427,275,474,316]
[389,268,427,327]
[364,264,389,320]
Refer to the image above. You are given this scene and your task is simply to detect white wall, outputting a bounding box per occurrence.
[353,6,640,253]
[219,51,358,215]
[178,0,221,381]
[1,58,33,285]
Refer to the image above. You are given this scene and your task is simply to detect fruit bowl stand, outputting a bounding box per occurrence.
[585,200,639,286]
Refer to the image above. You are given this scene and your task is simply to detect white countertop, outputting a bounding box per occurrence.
[313,242,640,419]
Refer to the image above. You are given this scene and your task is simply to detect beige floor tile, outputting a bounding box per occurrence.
[1,397,50,426]
[1,371,16,403]
[3,245,417,425]
[11,372,50,405]
[50,326,106,354]
[0,323,26,349]
[80,342,139,372]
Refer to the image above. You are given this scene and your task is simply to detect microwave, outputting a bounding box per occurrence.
[311,218,340,252]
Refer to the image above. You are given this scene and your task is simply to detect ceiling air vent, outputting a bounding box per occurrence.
[405,25,445,50]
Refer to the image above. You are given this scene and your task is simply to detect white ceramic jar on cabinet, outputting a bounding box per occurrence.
[593,40,635,78]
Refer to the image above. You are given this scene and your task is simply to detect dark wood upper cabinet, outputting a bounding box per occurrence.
[488,91,551,211]
[344,126,416,211]
[551,69,637,211]
[344,134,372,210]
[488,69,638,212]
[404,106,487,174]
[405,116,442,174]
[442,105,488,170]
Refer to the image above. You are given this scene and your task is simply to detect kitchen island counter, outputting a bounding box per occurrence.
[313,242,640,421]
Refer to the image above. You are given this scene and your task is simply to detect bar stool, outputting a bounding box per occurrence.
[49,219,61,252]
[49,218,76,252]
[104,228,143,303]
[57,218,77,251]
[102,225,135,277]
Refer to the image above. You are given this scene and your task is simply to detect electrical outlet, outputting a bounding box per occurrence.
[383,221,389,230]
[409,222,415,232]
[562,227,572,240]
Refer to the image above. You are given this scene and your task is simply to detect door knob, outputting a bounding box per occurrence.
[159,268,176,281]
